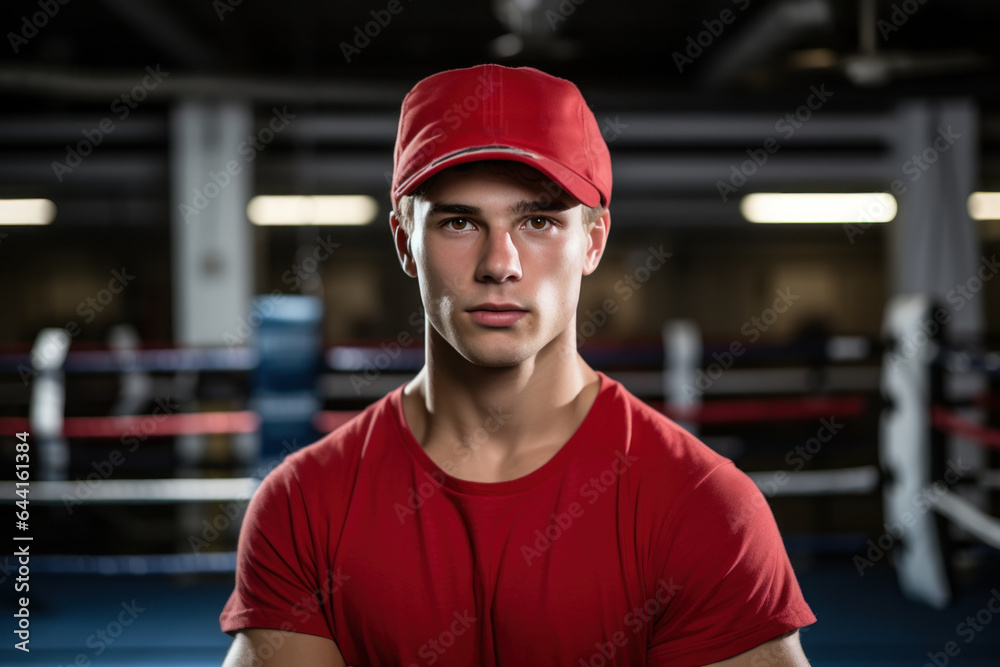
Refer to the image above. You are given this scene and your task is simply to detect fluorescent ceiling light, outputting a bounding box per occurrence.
[247,195,377,226]
[968,192,1000,221]
[741,193,896,224]
[0,199,56,225]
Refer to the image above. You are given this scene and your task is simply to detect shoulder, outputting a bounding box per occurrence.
[599,374,763,526]
[603,375,734,486]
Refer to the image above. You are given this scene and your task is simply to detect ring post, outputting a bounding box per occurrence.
[30,328,71,481]
[664,320,701,436]
[880,294,950,608]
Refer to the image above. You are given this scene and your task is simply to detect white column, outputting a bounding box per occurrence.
[171,99,253,346]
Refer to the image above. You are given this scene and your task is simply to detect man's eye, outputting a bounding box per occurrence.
[526,217,552,230]
[445,218,473,231]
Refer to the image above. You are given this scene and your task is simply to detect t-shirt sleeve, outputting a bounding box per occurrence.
[219,460,333,640]
[646,461,816,665]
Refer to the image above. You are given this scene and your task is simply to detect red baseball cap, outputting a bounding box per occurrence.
[391,64,612,211]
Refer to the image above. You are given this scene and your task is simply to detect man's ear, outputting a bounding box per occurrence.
[389,212,419,278]
[582,208,611,276]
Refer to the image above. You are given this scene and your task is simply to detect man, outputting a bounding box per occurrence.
[220,64,816,666]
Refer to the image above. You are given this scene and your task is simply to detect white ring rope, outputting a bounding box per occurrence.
[933,490,1000,550]
[0,477,260,504]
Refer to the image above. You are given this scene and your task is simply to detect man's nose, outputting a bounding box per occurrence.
[476,230,522,283]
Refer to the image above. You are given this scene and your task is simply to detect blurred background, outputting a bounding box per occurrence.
[1,0,1000,664]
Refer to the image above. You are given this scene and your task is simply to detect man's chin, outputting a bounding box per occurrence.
[453,343,531,369]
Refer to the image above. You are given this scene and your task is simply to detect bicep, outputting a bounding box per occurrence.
[701,630,810,667]
[222,629,347,667]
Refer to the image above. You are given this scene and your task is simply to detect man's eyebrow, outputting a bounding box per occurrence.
[425,203,482,217]
[509,199,574,215]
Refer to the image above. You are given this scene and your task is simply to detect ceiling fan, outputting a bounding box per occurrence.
[791,0,989,87]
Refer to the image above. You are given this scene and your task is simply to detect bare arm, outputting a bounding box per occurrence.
[702,630,810,667]
[222,629,347,667]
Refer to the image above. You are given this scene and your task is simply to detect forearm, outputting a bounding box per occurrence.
[222,629,347,667]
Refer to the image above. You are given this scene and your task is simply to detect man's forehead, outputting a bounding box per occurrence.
[416,161,578,207]
[420,198,579,220]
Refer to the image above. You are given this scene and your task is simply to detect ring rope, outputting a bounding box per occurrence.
[931,405,1000,451]
[0,477,260,503]
[933,490,1000,550]
[1,411,260,438]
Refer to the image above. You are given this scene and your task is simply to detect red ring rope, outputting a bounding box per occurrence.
[0,411,259,438]
[931,406,1000,451]
[1,395,870,441]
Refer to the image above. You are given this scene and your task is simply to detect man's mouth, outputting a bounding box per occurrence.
[466,304,527,327]
[469,303,526,312]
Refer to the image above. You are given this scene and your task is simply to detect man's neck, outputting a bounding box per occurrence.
[401,330,601,477]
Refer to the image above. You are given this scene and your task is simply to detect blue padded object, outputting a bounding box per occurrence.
[249,295,323,461]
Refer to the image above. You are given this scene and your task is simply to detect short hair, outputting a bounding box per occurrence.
[394,161,605,235]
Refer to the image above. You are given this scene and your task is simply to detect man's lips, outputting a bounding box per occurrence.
[468,303,526,312]
[466,304,527,327]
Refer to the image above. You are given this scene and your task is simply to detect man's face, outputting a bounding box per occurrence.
[393,163,609,368]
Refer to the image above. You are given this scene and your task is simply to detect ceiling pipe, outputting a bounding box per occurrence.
[0,67,410,105]
[700,0,834,89]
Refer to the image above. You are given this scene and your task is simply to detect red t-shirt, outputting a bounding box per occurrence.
[221,371,815,665]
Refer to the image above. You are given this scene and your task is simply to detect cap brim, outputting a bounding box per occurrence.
[393,147,604,210]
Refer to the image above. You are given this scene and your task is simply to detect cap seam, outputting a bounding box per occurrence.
[580,98,594,182]
[492,65,501,143]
